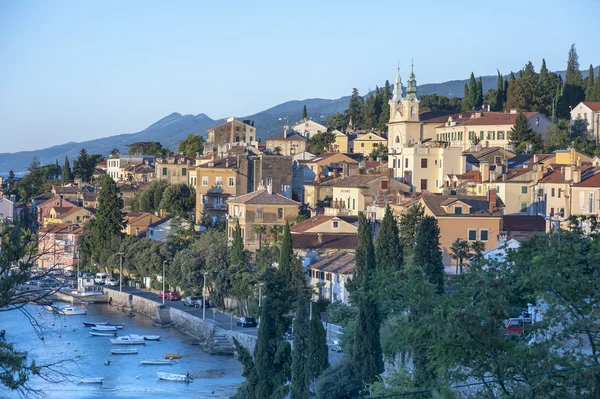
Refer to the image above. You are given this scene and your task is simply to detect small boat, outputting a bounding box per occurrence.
[105,323,125,329]
[129,334,161,341]
[141,359,174,365]
[56,306,87,316]
[83,321,108,327]
[164,353,182,359]
[111,348,138,355]
[92,326,117,332]
[90,331,117,337]
[156,372,192,383]
[110,336,146,345]
[80,377,104,384]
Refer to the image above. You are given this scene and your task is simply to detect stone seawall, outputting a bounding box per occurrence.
[169,307,214,341]
[104,288,162,319]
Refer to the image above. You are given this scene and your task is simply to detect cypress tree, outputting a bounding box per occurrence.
[347,213,375,292]
[278,222,294,280]
[306,306,329,392]
[378,80,391,132]
[62,156,73,182]
[495,70,504,111]
[230,221,247,267]
[352,289,384,386]
[586,64,595,100]
[562,43,585,108]
[95,175,124,237]
[412,216,444,294]
[467,72,478,110]
[290,294,310,399]
[346,88,365,129]
[475,76,483,109]
[302,104,308,121]
[375,205,403,270]
[461,82,471,111]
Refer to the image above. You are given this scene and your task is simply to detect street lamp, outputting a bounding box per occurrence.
[203,272,208,320]
[538,212,563,247]
[117,252,124,292]
[258,282,264,307]
[162,260,167,305]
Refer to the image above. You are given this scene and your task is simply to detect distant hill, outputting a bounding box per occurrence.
[1,66,597,173]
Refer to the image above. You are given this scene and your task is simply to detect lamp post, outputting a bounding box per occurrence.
[203,272,208,320]
[162,260,167,305]
[258,282,264,307]
[117,252,124,292]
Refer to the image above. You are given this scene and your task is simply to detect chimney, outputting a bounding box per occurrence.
[333,169,339,178]
[487,189,497,214]
[211,152,216,161]
[533,154,538,164]
[316,174,322,183]
[510,108,518,114]
[267,180,273,195]
[577,156,581,167]
[225,158,229,168]
[487,104,490,112]
[317,232,323,246]
[573,169,582,184]
[480,161,490,182]
[284,126,289,138]
[475,111,482,118]
[196,152,200,159]
[564,165,573,181]
[343,162,349,178]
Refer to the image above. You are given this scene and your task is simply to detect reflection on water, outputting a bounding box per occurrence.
[0,304,243,398]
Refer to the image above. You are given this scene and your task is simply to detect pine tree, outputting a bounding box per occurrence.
[302,104,308,121]
[562,44,585,109]
[495,70,504,111]
[377,81,391,132]
[346,88,365,129]
[535,59,561,117]
[586,64,595,101]
[352,289,384,386]
[306,307,329,392]
[467,72,478,110]
[347,213,375,292]
[509,112,543,153]
[412,216,444,294]
[375,205,402,270]
[290,294,310,399]
[230,221,247,267]
[363,93,377,130]
[73,148,94,183]
[475,76,483,109]
[461,83,471,111]
[398,203,425,261]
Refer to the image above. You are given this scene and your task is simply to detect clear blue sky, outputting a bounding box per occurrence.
[1,0,598,153]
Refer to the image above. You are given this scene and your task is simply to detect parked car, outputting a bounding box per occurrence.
[105,278,118,286]
[158,291,169,299]
[198,296,211,308]
[503,317,531,336]
[183,296,200,307]
[330,344,343,352]
[166,292,181,301]
[237,317,257,328]
[94,273,109,285]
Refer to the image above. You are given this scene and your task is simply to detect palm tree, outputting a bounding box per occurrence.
[274,146,282,155]
[269,225,283,243]
[470,241,486,264]
[253,224,267,250]
[450,239,471,275]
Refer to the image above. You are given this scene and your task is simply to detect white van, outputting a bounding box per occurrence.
[94,273,109,285]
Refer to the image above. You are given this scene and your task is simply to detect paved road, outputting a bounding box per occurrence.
[118,286,259,336]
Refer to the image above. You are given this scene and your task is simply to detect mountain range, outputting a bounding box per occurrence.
[1,66,597,174]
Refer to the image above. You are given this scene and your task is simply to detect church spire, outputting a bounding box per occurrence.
[392,62,403,103]
[405,60,418,101]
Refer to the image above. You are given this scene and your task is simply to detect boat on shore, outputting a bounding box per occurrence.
[111,348,138,355]
[129,334,161,341]
[105,323,124,329]
[110,335,146,345]
[157,372,192,383]
[55,306,87,316]
[164,353,182,359]
[83,321,108,327]
[90,331,117,337]
[80,377,104,384]
[92,326,117,332]
[141,359,174,365]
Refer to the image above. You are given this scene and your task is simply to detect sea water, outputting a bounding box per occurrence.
[0,304,243,398]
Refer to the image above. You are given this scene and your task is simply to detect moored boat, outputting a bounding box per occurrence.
[110,335,146,345]
[91,326,117,332]
[140,359,174,365]
[156,372,192,383]
[164,353,182,359]
[90,331,117,337]
[56,306,87,316]
[80,377,104,384]
[83,321,108,327]
[129,334,161,341]
[105,323,125,329]
[111,348,138,355]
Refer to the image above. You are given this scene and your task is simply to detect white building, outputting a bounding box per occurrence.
[306,251,355,304]
[291,119,328,139]
[106,154,155,181]
[571,102,600,143]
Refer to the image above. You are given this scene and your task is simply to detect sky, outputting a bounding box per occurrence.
[0,0,599,153]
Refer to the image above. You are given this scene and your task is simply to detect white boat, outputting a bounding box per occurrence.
[80,377,104,384]
[92,326,117,332]
[110,335,146,345]
[129,334,161,341]
[111,348,138,355]
[56,306,87,316]
[83,321,108,327]
[105,323,125,329]
[156,372,192,383]
[90,331,117,337]
[141,359,174,365]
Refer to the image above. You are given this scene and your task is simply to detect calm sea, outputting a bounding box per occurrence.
[0,304,243,398]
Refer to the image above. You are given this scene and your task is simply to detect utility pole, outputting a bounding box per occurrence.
[203,272,208,320]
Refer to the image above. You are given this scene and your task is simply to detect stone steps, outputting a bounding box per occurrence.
[204,333,235,355]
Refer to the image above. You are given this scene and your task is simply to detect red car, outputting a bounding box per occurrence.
[157,291,169,299]
[166,292,181,301]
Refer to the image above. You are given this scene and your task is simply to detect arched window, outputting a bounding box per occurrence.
[410,106,415,117]
[395,136,400,144]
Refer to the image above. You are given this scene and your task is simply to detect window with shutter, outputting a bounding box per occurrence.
[580,191,585,209]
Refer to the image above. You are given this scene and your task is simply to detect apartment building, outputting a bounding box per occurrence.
[37,223,83,272]
[265,129,309,156]
[307,251,355,304]
[106,154,155,181]
[205,118,256,151]
[155,155,196,185]
[571,102,600,143]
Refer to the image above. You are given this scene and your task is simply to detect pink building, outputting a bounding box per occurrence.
[37,223,82,272]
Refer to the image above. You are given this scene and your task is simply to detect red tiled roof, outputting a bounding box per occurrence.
[227,189,300,205]
[574,171,600,187]
[309,251,356,275]
[437,111,539,128]
[421,194,504,217]
[38,223,83,234]
[503,215,546,232]
[582,102,600,112]
[290,215,358,233]
[291,233,357,250]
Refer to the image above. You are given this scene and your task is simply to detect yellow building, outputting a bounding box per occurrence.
[352,132,386,155]
[44,206,95,226]
[206,117,256,150]
[123,212,163,237]
[265,129,309,156]
[156,155,196,185]
[303,152,359,178]
[290,214,358,235]
[332,130,353,153]
[226,187,300,251]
